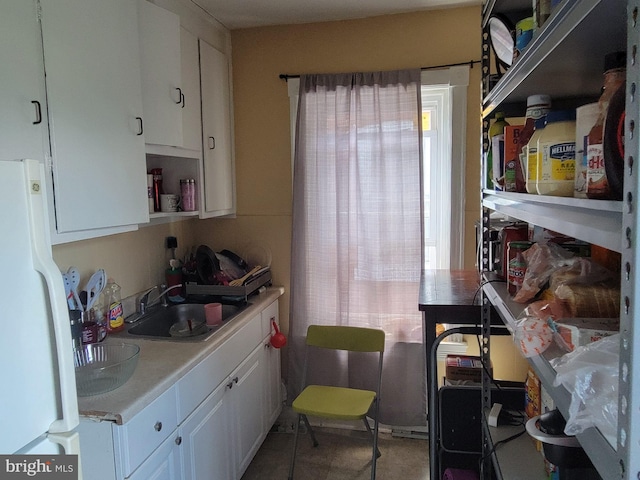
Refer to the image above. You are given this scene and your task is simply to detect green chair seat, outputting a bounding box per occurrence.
[293,385,376,420]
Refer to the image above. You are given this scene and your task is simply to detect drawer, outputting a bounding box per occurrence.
[261,300,279,339]
[177,313,262,423]
[114,385,178,478]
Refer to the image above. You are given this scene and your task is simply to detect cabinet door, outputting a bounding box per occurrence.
[230,345,265,477]
[180,27,202,153]
[127,433,182,480]
[262,302,283,429]
[39,0,148,233]
[199,39,235,217]
[138,0,183,147]
[263,342,282,429]
[0,0,48,162]
[181,381,233,480]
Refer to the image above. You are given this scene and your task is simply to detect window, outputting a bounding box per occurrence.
[420,66,469,269]
[289,65,468,269]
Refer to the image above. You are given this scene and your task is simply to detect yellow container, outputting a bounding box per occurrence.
[536,110,577,197]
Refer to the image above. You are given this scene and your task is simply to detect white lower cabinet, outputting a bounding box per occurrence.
[181,378,232,480]
[79,299,282,480]
[230,346,265,477]
[127,433,182,480]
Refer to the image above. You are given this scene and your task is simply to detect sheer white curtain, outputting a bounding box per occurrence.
[289,69,425,426]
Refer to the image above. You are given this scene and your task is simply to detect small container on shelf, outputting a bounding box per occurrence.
[507,240,533,295]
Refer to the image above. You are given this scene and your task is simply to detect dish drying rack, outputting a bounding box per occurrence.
[184,268,272,302]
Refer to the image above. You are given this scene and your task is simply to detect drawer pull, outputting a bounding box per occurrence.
[175,436,182,445]
[154,421,162,432]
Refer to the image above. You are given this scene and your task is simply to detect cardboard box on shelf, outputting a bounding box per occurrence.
[525,367,542,452]
[555,318,619,351]
[503,125,523,192]
[445,355,490,383]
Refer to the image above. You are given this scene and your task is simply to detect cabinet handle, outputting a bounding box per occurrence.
[154,421,162,432]
[226,376,239,389]
[136,117,144,136]
[175,87,182,105]
[208,137,215,150]
[31,101,42,125]
[175,436,182,445]
[180,91,185,109]
[265,343,271,349]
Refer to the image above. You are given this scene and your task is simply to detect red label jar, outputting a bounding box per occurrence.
[507,241,533,296]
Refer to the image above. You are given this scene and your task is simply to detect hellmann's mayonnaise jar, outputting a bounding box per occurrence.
[536,110,576,197]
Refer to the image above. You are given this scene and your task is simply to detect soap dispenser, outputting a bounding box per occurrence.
[165,258,184,301]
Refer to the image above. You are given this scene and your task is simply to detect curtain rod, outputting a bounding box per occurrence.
[278,59,480,81]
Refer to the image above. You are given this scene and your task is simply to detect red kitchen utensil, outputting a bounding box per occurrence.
[270,320,287,348]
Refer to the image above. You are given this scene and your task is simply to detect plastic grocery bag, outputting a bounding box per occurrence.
[550,334,619,440]
[513,243,573,303]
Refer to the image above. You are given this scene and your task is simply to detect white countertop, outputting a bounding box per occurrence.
[77,286,284,425]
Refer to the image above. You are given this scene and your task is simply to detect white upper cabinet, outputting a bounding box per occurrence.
[39,0,149,236]
[200,39,235,217]
[138,0,183,147]
[180,27,203,153]
[0,1,48,163]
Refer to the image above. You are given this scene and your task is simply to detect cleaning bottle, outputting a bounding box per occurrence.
[165,258,184,302]
[104,279,125,333]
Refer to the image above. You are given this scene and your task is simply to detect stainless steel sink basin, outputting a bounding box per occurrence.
[125,303,250,341]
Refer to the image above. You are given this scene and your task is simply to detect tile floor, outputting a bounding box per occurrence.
[242,427,429,480]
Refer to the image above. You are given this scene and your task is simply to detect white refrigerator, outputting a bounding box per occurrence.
[0,159,81,468]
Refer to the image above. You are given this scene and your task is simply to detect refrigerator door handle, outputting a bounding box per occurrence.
[47,432,83,480]
[23,160,79,433]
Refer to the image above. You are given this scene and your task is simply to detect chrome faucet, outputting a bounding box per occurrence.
[139,284,183,315]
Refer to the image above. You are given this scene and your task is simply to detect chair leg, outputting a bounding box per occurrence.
[288,414,302,480]
[301,414,319,447]
[363,417,381,458]
[369,398,381,480]
[371,417,380,480]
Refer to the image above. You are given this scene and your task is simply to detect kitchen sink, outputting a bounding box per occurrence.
[125,302,250,341]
